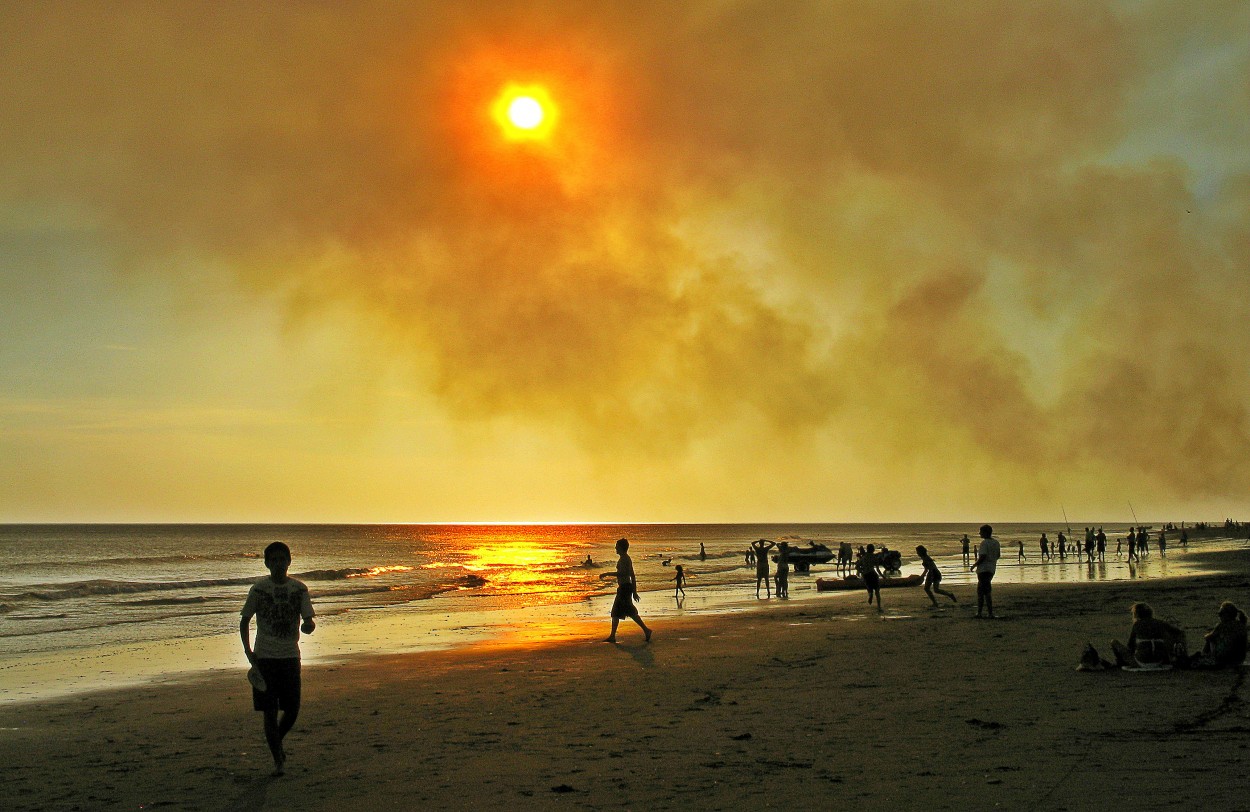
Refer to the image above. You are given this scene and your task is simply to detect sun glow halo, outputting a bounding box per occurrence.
[492,83,558,142]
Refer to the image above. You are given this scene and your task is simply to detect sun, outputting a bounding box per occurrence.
[507,95,544,130]
[491,83,558,142]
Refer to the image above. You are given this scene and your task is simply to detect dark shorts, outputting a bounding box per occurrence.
[252,657,301,713]
[976,571,994,594]
[610,588,638,620]
[862,571,880,591]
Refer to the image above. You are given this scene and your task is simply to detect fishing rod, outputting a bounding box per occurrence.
[1128,501,1139,527]
[1061,505,1072,535]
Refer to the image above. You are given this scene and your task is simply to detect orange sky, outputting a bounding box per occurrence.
[1,2,1248,523]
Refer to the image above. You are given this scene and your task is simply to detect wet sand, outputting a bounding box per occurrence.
[2,553,1249,811]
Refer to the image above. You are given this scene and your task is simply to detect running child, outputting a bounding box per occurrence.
[916,545,957,607]
[240,541,316,776]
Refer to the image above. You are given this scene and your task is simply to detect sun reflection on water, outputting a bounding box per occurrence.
[347,565,415,578]
[463,541,566,571]
[417,540,586,597]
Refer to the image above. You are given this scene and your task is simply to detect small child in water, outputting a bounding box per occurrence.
[672,565,687,598]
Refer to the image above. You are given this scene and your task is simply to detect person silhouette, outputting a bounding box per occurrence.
[774,542,791,598]
[858,544,883,613]
[751,539,776,598]
[240,541,316,776]
[603,538,652,643]
[1189,601,1248,668]
[971,525,1001,619]
[917,545,957,606]
[672,564,687,599]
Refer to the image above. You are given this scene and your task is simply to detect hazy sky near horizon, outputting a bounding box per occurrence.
[2,1,1248,523]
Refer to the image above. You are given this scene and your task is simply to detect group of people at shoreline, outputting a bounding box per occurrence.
[238,522,1244,777]
[1033,525,1184,563]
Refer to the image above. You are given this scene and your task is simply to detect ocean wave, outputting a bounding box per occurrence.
[123,596,213,606]
[0,607,236,639]
[297,568,373,581]
[2,567,403,603]
[5,551,261,571]
[10,577,259,602]
[91,551,262,566]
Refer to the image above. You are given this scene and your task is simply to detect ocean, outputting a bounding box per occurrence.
[0,522,1216,702]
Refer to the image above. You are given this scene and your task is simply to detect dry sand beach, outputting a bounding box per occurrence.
[3,549,1249,812]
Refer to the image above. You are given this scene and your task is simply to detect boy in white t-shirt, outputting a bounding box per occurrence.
[240,541,315,775]
[971,524,1001,619]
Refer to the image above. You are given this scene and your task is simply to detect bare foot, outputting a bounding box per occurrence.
[604,637,617,643]
[644,628,653,642]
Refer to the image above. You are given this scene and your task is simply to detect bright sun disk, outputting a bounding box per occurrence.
[492,83,558,142]
[507,96,544,130]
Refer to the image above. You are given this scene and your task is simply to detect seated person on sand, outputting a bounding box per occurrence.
[1189,601,1248,669]
[1110,602,1187,669]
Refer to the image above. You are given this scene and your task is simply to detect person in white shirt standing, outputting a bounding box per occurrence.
[971,524,1001,619]
[241,541,316,775]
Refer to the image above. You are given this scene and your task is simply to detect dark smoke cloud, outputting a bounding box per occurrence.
[2,1,1248,512]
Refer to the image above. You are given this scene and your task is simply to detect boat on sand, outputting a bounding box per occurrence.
[815,574,922,592]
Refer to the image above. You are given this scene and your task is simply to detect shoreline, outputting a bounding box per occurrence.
[2,536,1245,706]
[3,559,1250,809]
